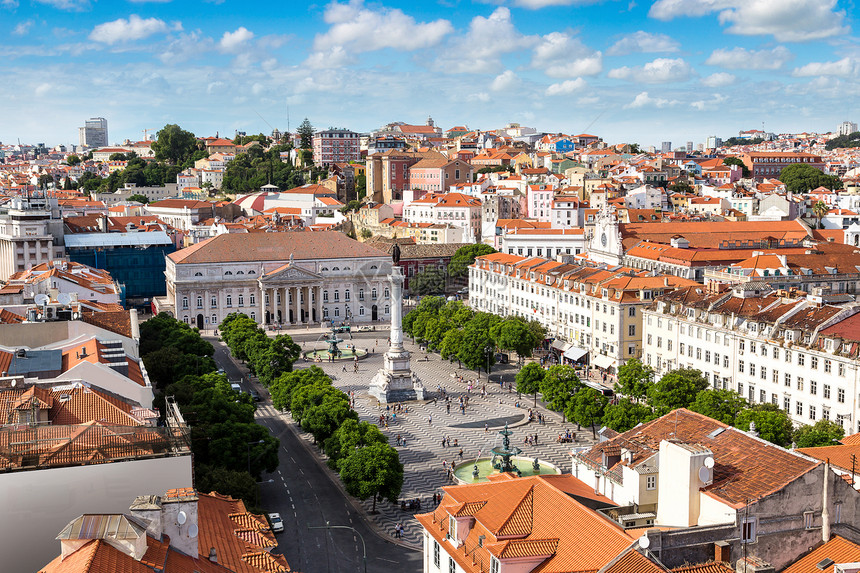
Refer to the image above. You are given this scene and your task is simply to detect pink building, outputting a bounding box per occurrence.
[312,128,360,165]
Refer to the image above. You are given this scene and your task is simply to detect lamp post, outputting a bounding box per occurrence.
[308,522,367,573]
[485,345,493,380]
[247,439,265,476]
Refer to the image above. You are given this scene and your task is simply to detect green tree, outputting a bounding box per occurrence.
[812,200,829,229]
[614,358,654,402]
[602,399,656,433]
[252,334,301,386]
[127,193,149,204]
[457,312,500,375]
[736,404,794,447]
[194,464,260,512]
[339,443,404,513]
[491,316,541,359]
[402,296,445,337]
[515,362,545,407]
[648,368,708,415]
[779,163,843,193]
[152,124,198,164]
[410,268,446,295]
[826,131,860,151]
[301,390,357,444]
[360,228,372,239]
[793,419,845,448]
[297,118,314,150]
[355,174,367,199]
[668,180,694,194]
[439,329,464,366]
[66,154,81,166]
[689,389,748,425]
[722,156,750,177]
[447,244,497,278]
[566,388,608,437]
[540,365,583,413]
[269,367,330,411]
[323,419,388,468]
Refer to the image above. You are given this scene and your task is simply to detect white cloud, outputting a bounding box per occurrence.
[513,0,596,7]
[220,27,254,52]
[607,31,679,56]
[793,57,859,77]
[690,93,728,110]
[35,0,90,10]
[305,46,355,69]
[608,57,693,83]
[705,46,792,70]
[313,0,452,53]
[624,91,678,109]
[531,31,602,77]
[545,78,586,96]
[89,15,170,45]
[466,92,491,103]
[159,30,214,63]
[34,82,52,97]
[490,70,520,92]
[437,7,536,74]
[12,20,33,35]
[648,0,848,42]
[2,0,19,8]
[701,72,736,87]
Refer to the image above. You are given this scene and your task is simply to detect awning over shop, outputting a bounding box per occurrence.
[563,346,588,361]
[550,339,569,352]
[592,354,617,370]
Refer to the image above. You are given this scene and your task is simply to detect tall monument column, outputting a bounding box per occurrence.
[369,248,424,403]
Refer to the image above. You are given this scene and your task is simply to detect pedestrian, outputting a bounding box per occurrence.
[458,448,464,459]
[446,403,451,414]
[484,423,488,433]
[442,437,446,448]
[428,415,432,425]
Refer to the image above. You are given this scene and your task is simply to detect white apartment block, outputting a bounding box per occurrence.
[499,228,586,259]
[642,284,860,432]
[469,253,696,371]
[403,192,482,243]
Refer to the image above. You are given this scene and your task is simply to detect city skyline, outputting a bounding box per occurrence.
[1,0,857,147]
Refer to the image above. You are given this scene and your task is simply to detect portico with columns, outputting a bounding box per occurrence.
[259,264,324,326]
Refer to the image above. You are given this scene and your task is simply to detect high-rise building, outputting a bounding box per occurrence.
[312,127,360,165]
[838,121,858,137]
[686,141,693,153]
[78,117,108,148]
[661,141,672,153]
[705,135,722,149]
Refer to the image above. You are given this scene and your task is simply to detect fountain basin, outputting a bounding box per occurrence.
[304,348,368,361]
[452,456,561,484]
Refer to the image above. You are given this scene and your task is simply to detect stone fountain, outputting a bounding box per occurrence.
[491,422,523,474]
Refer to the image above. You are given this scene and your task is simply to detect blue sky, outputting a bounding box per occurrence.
[1,0,858,148]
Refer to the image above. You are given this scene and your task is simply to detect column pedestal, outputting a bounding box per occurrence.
[369,267,424,403]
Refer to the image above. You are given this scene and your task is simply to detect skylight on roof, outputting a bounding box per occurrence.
[707,428,726,439]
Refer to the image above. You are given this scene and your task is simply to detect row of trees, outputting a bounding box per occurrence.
[404,297,545,374]
[825,131,860,150]
[409,244,496,295]
[140,314,278,510]
[517,359,845,448]
[611,359,843,447]
[268,367,403,512]
[219,313,404,512]
[219,313,302,386]
[779,163,843,193]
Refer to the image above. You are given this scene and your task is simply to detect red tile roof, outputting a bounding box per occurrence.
[782,536,860,573]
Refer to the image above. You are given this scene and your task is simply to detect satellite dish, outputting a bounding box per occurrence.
[188,523,198,538]
[704,456,715,469]
[57,293,72,306]
[177,511,187,525]
[638,535,651,549]
[34,294,49,306]
[698,466,712,483]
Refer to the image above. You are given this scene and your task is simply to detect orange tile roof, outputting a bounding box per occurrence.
[671,563,734,573]
[38,539,153,573]
[796,443,860,474]
[602,547,669,572]
[782,536,860,573]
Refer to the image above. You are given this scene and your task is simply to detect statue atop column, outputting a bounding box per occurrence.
[369,261,424,403]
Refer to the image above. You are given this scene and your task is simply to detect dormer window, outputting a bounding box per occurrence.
[448,516,456,540]
[225,271,232,275]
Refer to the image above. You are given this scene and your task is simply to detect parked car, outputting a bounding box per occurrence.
[230,383,242,393]
[356,325,374,332]
[268,513,284,533]
[249,389,261,402]
[494,353,509,364]
[457,287,469,295]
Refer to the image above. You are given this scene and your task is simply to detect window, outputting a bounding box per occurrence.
[796,401,803,416]
[798,353,805,366]
[811,356,818,369]
[798,377,804,391]
[211,296,217,307]
[334,291,340,302]
[785,373,791,387]
[334,307,340,317]
[738,361,744,374]
[742,517,757,544]
[238,295,244,307]
[646,475,656,490]
[784,396,790,411]
[824,384,831,399]
[749,363,756,377]
[785,350,792,363]
[249,294,255,306]
[760,389,766,403]
[250,312,256,321]
[384,288,390,298]
[760,366,767,380]
[838,388,845,403]
[433,541,440,567]
[211,314,217,324]
[226,295,232,307]
[839,363,846,376]
[345,289,350,301]
[628,307,636,317]
[182,297,188,309]
[705,350,711,362]
[359,306,365,316]
[803,511,814,529]
[811,380,818,395]
[810,405,817,420]
[723,355,729,368]
[449,557,456,573]
[825,359,832,373]
[323,290,329,302]
[359,289,364,301]
[629,325,636,336]
[491,558,500,573]
[738,382,744,395]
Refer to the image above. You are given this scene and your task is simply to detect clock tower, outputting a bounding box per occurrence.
[587,205,624,266]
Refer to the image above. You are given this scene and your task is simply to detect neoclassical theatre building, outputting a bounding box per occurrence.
[156,232,394,329]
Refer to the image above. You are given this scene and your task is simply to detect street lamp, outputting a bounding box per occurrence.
[247,439,265,476]
[485,345,493,380]
[308,522,367,573]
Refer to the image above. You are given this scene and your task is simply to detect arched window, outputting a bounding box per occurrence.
[384,288,390,298]
[334,307,340,317]
[225,271,233,275]
[384,305,390,314]
[371,288,377,299]
[237,271,244,275]
[196,296,203,308]
[248,270,256,275]
[334,290,340,302]
[345,289,350,301]
[238,295,244,306]
[211,296,217,307]
[250,312,256,321]
[321,267,329,271]
[183,316,189,324]
[211,314,217,324]
[359,289,365,301]
[194,272,202,276]
[323,290,329,302]
[370,265,378,269]
[333,266,340,271]
[249,294,256,306]
[323,307,329,318]
[226,295,232,307]
[359,306,365,316]
[182,297,188,309]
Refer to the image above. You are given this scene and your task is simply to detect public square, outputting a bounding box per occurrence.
[238,325,600,549]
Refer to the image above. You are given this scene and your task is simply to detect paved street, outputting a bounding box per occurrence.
[207,325,599,566]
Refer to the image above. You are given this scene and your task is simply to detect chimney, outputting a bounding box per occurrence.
[161,488,199,558]
[129,495,163,540]
[715,540,730,563]
[209,548,218,563]
[130,309,140,341]
[822,460,831,542]
[656,440,714,527]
